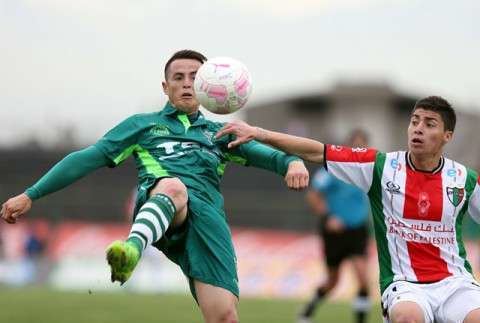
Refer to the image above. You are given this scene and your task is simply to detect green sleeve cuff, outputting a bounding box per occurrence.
[281,155,302,176]
[25,187,41,201]
[231,140,302,176]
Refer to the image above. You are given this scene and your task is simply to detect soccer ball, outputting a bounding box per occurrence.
[194,57,252,114]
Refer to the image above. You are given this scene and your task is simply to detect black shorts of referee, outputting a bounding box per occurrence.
[319,216,368,268]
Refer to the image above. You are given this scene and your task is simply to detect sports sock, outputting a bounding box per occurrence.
[353,288,370,323]
[126,193,176,255]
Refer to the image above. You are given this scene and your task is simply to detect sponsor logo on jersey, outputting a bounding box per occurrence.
[150,125,170,136]
[157,141,200,155]
[201,129,215,144]
[385,181,401,194]
[330,145,343,152]
[447,168,457,177]
[351,147,367,153]
[446,186,465,207]
[390,159,402,171]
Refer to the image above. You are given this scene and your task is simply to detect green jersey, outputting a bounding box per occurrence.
[94,102,299,297]
[24,102,300,298]
[95,102,298,212]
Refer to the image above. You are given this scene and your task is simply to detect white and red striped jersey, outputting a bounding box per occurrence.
[324,144,480,293]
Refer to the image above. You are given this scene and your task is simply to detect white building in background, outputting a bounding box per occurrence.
[246,82,480,167]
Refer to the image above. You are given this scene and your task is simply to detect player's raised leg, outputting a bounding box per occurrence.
[195,280,239,323]
[106,177,188,284]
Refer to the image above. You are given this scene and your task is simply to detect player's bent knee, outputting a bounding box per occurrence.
[221,308,238,323]
[205,305,237,323]
[464,308,480,323]
[151,177,188,208]
[200,302,238,323]
[390,312,424,323]
[389,301,425,323]
[213,305,238,323]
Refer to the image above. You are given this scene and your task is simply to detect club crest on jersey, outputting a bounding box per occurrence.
[446,187,465,207]
[150,125,170,136]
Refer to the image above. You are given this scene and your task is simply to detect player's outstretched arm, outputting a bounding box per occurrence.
[216,120,325,164]
[1,193,32,224]
[222,132,309,190]
[1,145,110,224]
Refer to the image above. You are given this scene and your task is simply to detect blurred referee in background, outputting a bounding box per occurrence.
[298,129,371,323]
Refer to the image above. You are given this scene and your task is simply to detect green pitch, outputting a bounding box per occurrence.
[0,287,383,323]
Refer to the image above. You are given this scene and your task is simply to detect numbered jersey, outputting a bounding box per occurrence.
[94,102,296,210]
[324,144,480,293]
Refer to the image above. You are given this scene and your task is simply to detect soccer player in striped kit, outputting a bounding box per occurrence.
[217,96,480,323]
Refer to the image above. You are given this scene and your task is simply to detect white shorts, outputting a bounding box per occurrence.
[381,276,480,323]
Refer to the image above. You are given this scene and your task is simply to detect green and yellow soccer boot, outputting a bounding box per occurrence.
[105,240,140,285]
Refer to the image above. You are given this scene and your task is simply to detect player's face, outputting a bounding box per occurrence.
[162,59,202,114]
[407,108,452,158]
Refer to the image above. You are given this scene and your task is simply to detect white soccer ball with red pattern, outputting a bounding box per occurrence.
[194,57,252,114]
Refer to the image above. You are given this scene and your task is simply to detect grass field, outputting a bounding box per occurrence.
[0,287,383,323]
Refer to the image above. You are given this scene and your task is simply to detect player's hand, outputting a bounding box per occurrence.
[215,120,260,149]
[1,193,32,224]
[326,216,345,233]
[285,160,309,190]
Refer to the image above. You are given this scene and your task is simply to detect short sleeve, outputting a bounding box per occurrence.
[324,144,378,193]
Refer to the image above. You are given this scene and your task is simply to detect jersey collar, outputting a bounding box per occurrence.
[162,102,208,127]
[162,102,180,115]
[406,151,444,174]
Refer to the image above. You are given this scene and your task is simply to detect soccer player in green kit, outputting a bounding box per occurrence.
[1,50,309,323]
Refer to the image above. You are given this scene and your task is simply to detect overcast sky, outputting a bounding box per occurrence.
[1,0,479,147]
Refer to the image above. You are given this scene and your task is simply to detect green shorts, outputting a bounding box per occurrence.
[134,179,239,299]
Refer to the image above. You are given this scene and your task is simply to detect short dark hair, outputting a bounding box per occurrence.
[164,49,207,79]
[412,96,456,132]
